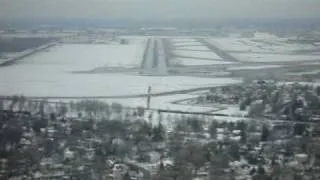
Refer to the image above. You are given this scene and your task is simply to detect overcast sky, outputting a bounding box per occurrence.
[1,0,320,21]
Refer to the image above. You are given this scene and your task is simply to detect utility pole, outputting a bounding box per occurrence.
[146,86,152,125]
[147,86,151,109]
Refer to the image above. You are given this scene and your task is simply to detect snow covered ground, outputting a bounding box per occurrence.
[287,70,320,76]
[0,62,241,96]
[175,46,210,51]
[227,65,282,71]
[171,38,198,43]
[213,106,248,117]
[19,42,146,71]
[102,94,220,112]
[171,38,224,60]
[173,50,222,59]
[209,38,318,54]
[0,39,241,97]
[302,62,320,65]
[172,58,234,66]
[209,38,258,52]
[232,53,320,63]
[172,41,203,46]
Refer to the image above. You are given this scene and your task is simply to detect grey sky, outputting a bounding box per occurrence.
[1,0,320,20]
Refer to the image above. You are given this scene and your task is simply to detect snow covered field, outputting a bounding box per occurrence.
[0,38,241,97]
[232,53,320,63]
[172,58,234,66]
[227,65,282,71]
[172,40,203,47]
[173,50,222,59]
[209,38,318,53]
[102,94,220,113]
[5,38,147,72]
[0,60,241,96]
[287,70,320,76]
[30,42,146,71]
[175,46,210,51]
[171,38,198,43]
[171,38,224,61]
[209,38,258,52]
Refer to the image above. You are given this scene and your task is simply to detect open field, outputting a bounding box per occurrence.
[175,45,210,51]
[173,49,222,60]
[2,35,320,116]
[208,38,318,54]
[0,36,242,113]
[171,58,234,66]
[232,53,320,63]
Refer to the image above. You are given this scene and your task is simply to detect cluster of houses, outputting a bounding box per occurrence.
[1,82,320,180]
[0,99,161,180]
[196,81,320,121]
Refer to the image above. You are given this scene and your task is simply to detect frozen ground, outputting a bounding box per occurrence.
[232,53,320,63]
[172,58,234,66]
[209,38,257,52]
[171,38,198,43]
[213,106,248,117]
[101,94,220,112]
[287,70,320,76]
[172,41,203,46]
[175,46,210,51]
[0,39,241,97]
[173,50,222,59]
[227,65,282,71]
[209,38,317,53]
[11,40,147,71]
[302,62,320,65]
[0,63,241,96]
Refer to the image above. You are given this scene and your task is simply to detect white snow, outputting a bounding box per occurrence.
[0,43,242,97]
[0,63,242,97]
[232,53,320,62]
[227,65,282,71]
[173,41,204,46]
[209,38,317,53]
[18,42,146,71]
[302,62,320,65]
[213,106,248,117]
[287,70,320,76]
[172,58,234,66]
[171,38,198,43]
[103,94,224,113]
[174,46,210,51]
[209,38,262,52]
[173,50,222,59]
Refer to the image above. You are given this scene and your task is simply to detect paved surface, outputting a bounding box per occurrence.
[141,38,168,76]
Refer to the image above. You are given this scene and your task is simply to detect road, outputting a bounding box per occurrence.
[141,38,168,76]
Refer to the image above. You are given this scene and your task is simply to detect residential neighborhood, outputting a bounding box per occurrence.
[1,81,320,180]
